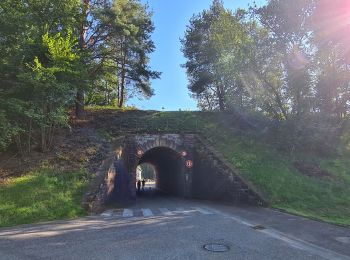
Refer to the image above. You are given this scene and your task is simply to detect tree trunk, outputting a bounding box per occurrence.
[118,72,125,108]
[75,0,90,119]
[216,84,225,111]
[261,75,289,120]
[76,90,85,118]
[118,53,127,108]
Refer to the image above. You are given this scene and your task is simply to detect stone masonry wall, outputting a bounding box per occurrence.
[193,136,266,206]
[82,136,126,213]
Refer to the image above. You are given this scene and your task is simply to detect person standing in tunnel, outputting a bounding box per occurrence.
[142,179,146,191]
[137,180,141,194]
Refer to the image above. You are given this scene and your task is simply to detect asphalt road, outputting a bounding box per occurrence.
[0,195,349,260]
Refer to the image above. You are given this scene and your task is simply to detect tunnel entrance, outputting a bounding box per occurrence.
[82,134,265,213]
[137,147,185,196]
[126,134,195,200]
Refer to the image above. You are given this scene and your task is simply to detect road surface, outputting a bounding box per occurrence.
[0,195,349,260]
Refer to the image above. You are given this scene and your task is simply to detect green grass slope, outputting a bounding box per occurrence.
[0,167,88,228]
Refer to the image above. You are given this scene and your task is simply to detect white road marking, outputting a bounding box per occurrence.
[141,208,154,217]
[122,209,133,218]
[192,207,214,215]
[159,208,174,216]
[175,207,195,214]
[205,206,350,260]
[260,229,350,260]
[100,210,113,217]
[174,207,185,214]
[335,237,350,244]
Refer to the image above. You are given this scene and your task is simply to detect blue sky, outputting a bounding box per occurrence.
[127,0,267,111]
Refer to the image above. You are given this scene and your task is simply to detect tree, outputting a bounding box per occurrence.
[310,0,350,118]
[241,23,289,119]
[100,0,161,108]
[15,31,80,152]
[208,9,254,111]
[0,0,160,152]
[255,0,314,118]
[85,65,119,106]
[75,0,160,112]
[75,0,90,119]
[0,0,82,152]
[182,0,252,111]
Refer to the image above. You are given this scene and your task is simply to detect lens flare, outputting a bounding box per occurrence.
[312,0,350,52]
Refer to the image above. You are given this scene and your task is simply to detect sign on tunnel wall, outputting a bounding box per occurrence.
[185,160,193,169]
[136,148,144,157]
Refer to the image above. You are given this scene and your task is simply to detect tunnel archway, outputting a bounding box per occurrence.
[83,134,265,213]
[137,147,185,196]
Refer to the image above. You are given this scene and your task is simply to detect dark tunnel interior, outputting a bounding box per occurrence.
[138,147,184,196]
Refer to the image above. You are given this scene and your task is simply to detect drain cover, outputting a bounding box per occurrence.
[203,243,230,252]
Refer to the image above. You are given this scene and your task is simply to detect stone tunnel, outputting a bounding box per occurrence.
[83,134,265,213]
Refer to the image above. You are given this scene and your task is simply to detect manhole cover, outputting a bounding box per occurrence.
[203,243,230,252]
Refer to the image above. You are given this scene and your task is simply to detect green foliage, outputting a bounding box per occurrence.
[0,111,21,151]
[86,66,119,106]
[15,30,80,152]
[182,0,350,120]
[0,168,89,228]
[86,105,138,112]
[0,1,82,152]
[42,30,79,68]
[181,0,227,111]
[0,0,159,151]
[98,0,161,108]
[139,163,156,180]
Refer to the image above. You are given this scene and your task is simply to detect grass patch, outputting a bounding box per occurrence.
[0,168,89,228]
[85,105,138,111]
[206,119,350,226]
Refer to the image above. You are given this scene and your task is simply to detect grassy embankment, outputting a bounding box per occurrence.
[0,108,349,227]
[106,110,349,226]
[0,167,88,228]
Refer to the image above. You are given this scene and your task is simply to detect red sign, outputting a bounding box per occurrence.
[136,149,144,157]
[185,160,193,168]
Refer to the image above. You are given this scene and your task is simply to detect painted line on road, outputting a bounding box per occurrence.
[204,207,350,260]
[174,207,185,214]
[260,228,350,260]
[175,207,193,214]
[192,207,214,215]
[100,210,113,217]
[141,209,154,217]
[122,209,133,218]
[159,208,174,216]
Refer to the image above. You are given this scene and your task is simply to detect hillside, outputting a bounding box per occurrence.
[1,108,350,227]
